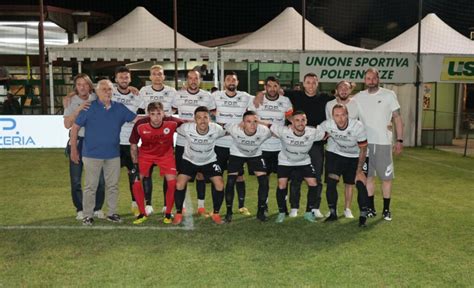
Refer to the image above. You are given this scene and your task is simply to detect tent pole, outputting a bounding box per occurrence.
[48,63,54,115]
[173,0,178,89]
[39,0,48,114]
[414,0,423,147]
[220,58,224,90]
[302,0,306,51]
[78,61,82,74]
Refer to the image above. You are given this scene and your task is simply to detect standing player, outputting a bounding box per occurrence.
[224,111,272,222]
[172,70,216,215]
[138,65,178,215]
[129,102,183,224]
[248,76,293,213]
[353,68,404,221]
[325,80,360,219]
[254,73,334,218]
[213,71,254,216]
[112,66,147,216]
[319,104,370,227]
[173,106,226,225]
[270,111,325,223]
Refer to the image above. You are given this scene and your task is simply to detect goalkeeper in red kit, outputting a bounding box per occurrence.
[129,102,184,224]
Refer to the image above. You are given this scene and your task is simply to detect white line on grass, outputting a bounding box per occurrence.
[404,152,474,174]
[0,225,193,231]
[0,187,197,232]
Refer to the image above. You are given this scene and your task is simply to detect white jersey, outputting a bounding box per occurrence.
[270,125,325,166]
[325,98,360,120]
[63,93,97,137]
[248,94,293,152]
[319,118,368,158]
[139,85,177,116]
[112,89,146,145]
[214,90,254,148]
[177,122,226,166]
[353,87,400,145]
[225,123,272,157]
[172,89,216,146]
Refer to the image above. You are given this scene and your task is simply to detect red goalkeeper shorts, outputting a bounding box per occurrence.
[138,154,177,177]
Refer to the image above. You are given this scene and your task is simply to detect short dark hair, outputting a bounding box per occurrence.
[243,110,257,120]
[265,76,280,85]
[147,102,164,113]
[224,71,238,78]
[115,66,130,75]
[303,72,318,81]
[194,106,209,115]
[292,110,306,117]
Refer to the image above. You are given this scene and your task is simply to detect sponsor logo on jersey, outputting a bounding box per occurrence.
[164,128,170,135]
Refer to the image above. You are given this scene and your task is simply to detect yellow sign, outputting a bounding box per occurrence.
[441,57,474,81]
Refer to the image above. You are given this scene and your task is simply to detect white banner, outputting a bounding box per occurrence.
[0,116,69,148]
[422,54,474,83]
[300,52,416,83]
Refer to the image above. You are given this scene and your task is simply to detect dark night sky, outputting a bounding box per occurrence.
[4,0,474,45]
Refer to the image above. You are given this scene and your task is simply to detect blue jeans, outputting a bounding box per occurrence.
[67,138,105,212]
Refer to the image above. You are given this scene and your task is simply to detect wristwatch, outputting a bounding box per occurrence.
[396,139,403,143]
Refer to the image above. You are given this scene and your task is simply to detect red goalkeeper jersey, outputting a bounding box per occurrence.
[129,116,183,158]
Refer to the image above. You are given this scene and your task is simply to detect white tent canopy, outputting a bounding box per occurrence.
[47,6,215,62]
[374,13,474,54]
[221,7,365,62]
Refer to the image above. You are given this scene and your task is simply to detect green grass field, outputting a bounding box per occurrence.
[0,148,472,287]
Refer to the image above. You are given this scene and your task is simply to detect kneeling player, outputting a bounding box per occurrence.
[129,102,183,224]
[224,111,272,222]
[319,104,369,227]
[173,106,227,225]
[270,111,326,223]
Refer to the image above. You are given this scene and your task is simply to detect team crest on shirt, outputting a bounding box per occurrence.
[198,95,203,100]
[256,137,261,141]
[305,136,310,141]
[164,128,170,134]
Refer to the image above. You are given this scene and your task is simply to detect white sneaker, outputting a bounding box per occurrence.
[76,211,84,220]
[93,210,106,219]
[312,209,324,218]
[344,208,354,219]
[289,208,298,218]
[145,205,154,216]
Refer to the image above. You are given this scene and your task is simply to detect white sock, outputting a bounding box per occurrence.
[198,200,205,208]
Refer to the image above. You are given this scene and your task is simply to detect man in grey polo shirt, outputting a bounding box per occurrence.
[63,73,105,220]
[70,79,139,225]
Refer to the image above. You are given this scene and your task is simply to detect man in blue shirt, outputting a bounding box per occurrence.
[70,79,138,225]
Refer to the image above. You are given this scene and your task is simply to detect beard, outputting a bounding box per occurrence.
[226,85,236,92]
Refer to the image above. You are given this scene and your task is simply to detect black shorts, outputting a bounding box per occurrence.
[228,155,266,174]
[175,145,184,173]
[277,164,317,179]
[215,146,244,175]
[261,151,279,174]
[179,159,223,179]
[120,145,133,170]
[325,151,358,184]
